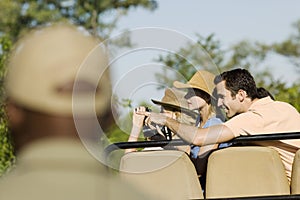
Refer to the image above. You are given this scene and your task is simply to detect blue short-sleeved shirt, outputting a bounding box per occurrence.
[190,117,223,158]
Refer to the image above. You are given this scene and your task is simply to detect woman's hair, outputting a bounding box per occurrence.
[257,87,275,100]
[185,88,211,105]
[193,89,211,105]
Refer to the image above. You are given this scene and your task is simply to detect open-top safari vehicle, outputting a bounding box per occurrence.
[104,131,300,200]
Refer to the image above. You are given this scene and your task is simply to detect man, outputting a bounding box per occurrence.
[0,24,151,200]
[143,68,300,182]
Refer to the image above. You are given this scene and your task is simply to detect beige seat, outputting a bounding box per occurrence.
[119,150,203,200]
[291,149,300,194]
[206,146,290,198]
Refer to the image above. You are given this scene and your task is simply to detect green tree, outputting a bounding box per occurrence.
[0,0,157,40]
[271,20,300,67]
[0,35,14,175]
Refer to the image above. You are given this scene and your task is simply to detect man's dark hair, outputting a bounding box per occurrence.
[214,68,258,100]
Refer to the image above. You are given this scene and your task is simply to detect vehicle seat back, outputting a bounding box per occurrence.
[205,146,290,198]
[291,149,300,194]
[119,150,204,200]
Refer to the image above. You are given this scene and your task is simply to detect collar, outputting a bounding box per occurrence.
[248,96,273,111]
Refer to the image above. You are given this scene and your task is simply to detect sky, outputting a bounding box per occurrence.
[106,0,300,119]
[114,0,300,47]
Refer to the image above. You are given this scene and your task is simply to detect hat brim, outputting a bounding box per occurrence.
[151,99,198,117]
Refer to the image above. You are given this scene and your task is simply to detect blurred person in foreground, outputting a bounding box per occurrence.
[141,68,300,183]
[125,87,197,154]
[0,23,152,200]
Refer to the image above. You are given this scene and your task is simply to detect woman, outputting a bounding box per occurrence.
[172,70,226,192]
[125,87,197,153]
[173,70,225,158]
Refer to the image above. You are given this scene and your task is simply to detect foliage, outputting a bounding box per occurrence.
[272,20,300,62]
[0,34,15,175]
[0,120,15,175]
[267,81,300,111]
[155,33,225,88]
[0,0,157,41]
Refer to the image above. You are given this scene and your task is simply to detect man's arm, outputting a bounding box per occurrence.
[166,117,235,145]
[145,112,235,146]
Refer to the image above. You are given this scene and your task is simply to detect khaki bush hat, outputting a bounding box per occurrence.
[173,70,215,96]
[5,23,111,116]
[151,88,196,115]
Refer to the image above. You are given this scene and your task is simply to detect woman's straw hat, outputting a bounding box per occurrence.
[173,70,215,96]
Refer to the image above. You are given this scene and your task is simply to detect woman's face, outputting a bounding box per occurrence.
[161,108,176,119]
[186,95,207,111]
[185,89,208,111]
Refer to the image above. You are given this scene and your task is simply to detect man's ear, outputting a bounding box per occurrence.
[5,101,25,128]
[237,89,247,102]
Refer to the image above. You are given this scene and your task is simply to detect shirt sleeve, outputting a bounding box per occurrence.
[203,117,223,128]
[224,111,264,137]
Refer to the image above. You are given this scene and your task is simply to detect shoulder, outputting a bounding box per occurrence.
[251,97,299,117]
[204,116,223,128]
[274,100,298,111]
[253,97,296,111]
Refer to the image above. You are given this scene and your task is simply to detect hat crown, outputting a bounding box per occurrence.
[188,70,215,95]
[151,88,189,110]
[5,24,110,116]
[161,88,187,108]
[173,70,215,96]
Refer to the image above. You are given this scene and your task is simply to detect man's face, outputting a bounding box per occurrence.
[216,81,240,118]
[184,89,207,111]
